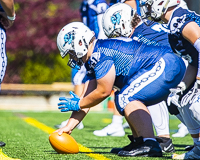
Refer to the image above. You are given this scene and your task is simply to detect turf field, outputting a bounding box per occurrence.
[0,110,193,160]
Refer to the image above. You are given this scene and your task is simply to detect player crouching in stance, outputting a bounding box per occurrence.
[55,21,186,157]
[140,0,200,159]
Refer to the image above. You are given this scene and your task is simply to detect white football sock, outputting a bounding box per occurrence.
[148,101,170,136]
[112,115,123,126]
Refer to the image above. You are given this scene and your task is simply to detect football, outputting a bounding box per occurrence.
[49,132,79,154]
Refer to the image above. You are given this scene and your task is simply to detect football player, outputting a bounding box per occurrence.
[140,0,200,159]
[94,2,187,154]
[55,21,186,157]
[0,0,15,147]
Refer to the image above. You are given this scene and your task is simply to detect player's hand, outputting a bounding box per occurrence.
[58,91,81,112]
[0,12,14,29]
[55,126,72,136]
[167,87,182,108]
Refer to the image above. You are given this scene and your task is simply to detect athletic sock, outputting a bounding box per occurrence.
[112,115,123,126]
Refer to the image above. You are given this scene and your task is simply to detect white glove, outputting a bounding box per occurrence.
[181,80,200,107]
[167,87,183,108]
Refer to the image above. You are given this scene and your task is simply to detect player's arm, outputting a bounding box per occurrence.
[67,79,98,129]
[182,22,200,80]
[0,0,15,17]
[0,0,15,29]
[79,64,116,109]
[56,80,96,135]
[124,0,137,10]
[56,66,115,135]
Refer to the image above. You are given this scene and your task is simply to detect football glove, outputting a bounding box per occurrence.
[167,87,182,108]
[181,80,200,107]
[58,91,81,112]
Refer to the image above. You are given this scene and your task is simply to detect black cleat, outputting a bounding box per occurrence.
[110,135,143,154]
[118,139,162,157]
[0,141,6,147]
[155,136,175,153]
[185,145,194,151]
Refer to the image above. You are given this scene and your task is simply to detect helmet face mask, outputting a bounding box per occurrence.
[66,50,83,70]
[102,3,135,38]
[57,22,95,69]
[107,28,122,38]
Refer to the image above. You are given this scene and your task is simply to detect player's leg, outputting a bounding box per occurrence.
[0,28,7,148]
[117,100,162,157]
[115,54,185,157]
[148,101,170,138]
[168,65,200,159]
[172,92,200,159]
[93,106,125,136]
[148,101,175,153]
[55,66,86,129]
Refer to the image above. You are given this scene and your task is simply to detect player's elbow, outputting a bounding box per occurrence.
[100,90,112,99]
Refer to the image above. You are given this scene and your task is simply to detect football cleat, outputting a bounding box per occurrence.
[155,136,175,153]
[93,123,125,137]
[172,145,200,159]
[185,145,194,151]
[54,120,84,130]
[118,138,162,157]
[111,135,139,154]
[0,141,6,147]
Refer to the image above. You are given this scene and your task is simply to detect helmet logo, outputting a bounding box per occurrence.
[63,31,75,47]
[111,11,121,29]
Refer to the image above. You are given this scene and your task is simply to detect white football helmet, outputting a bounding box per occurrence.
[57,22,95,68]
[140,0,181,22]
[102,3,136,38]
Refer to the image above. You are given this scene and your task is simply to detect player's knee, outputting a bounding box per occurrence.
[114,95,125,116]
[189,94,200,125]
[167,103,180,115]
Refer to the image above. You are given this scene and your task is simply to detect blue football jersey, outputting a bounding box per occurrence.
[84,38,172,89]
[131,21,170,47]
[80,0,108,38]
[167,6,200,67]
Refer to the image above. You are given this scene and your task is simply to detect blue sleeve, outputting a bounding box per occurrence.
[82,75,95,83]
[95,60,114,80]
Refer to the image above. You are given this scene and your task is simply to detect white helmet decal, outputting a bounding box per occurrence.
[63,30,75,47]
[111,11,122,29]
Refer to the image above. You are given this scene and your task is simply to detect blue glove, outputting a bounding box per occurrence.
[58,91,81,112]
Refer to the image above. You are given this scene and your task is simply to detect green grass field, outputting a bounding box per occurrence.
[0,110,193,160]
